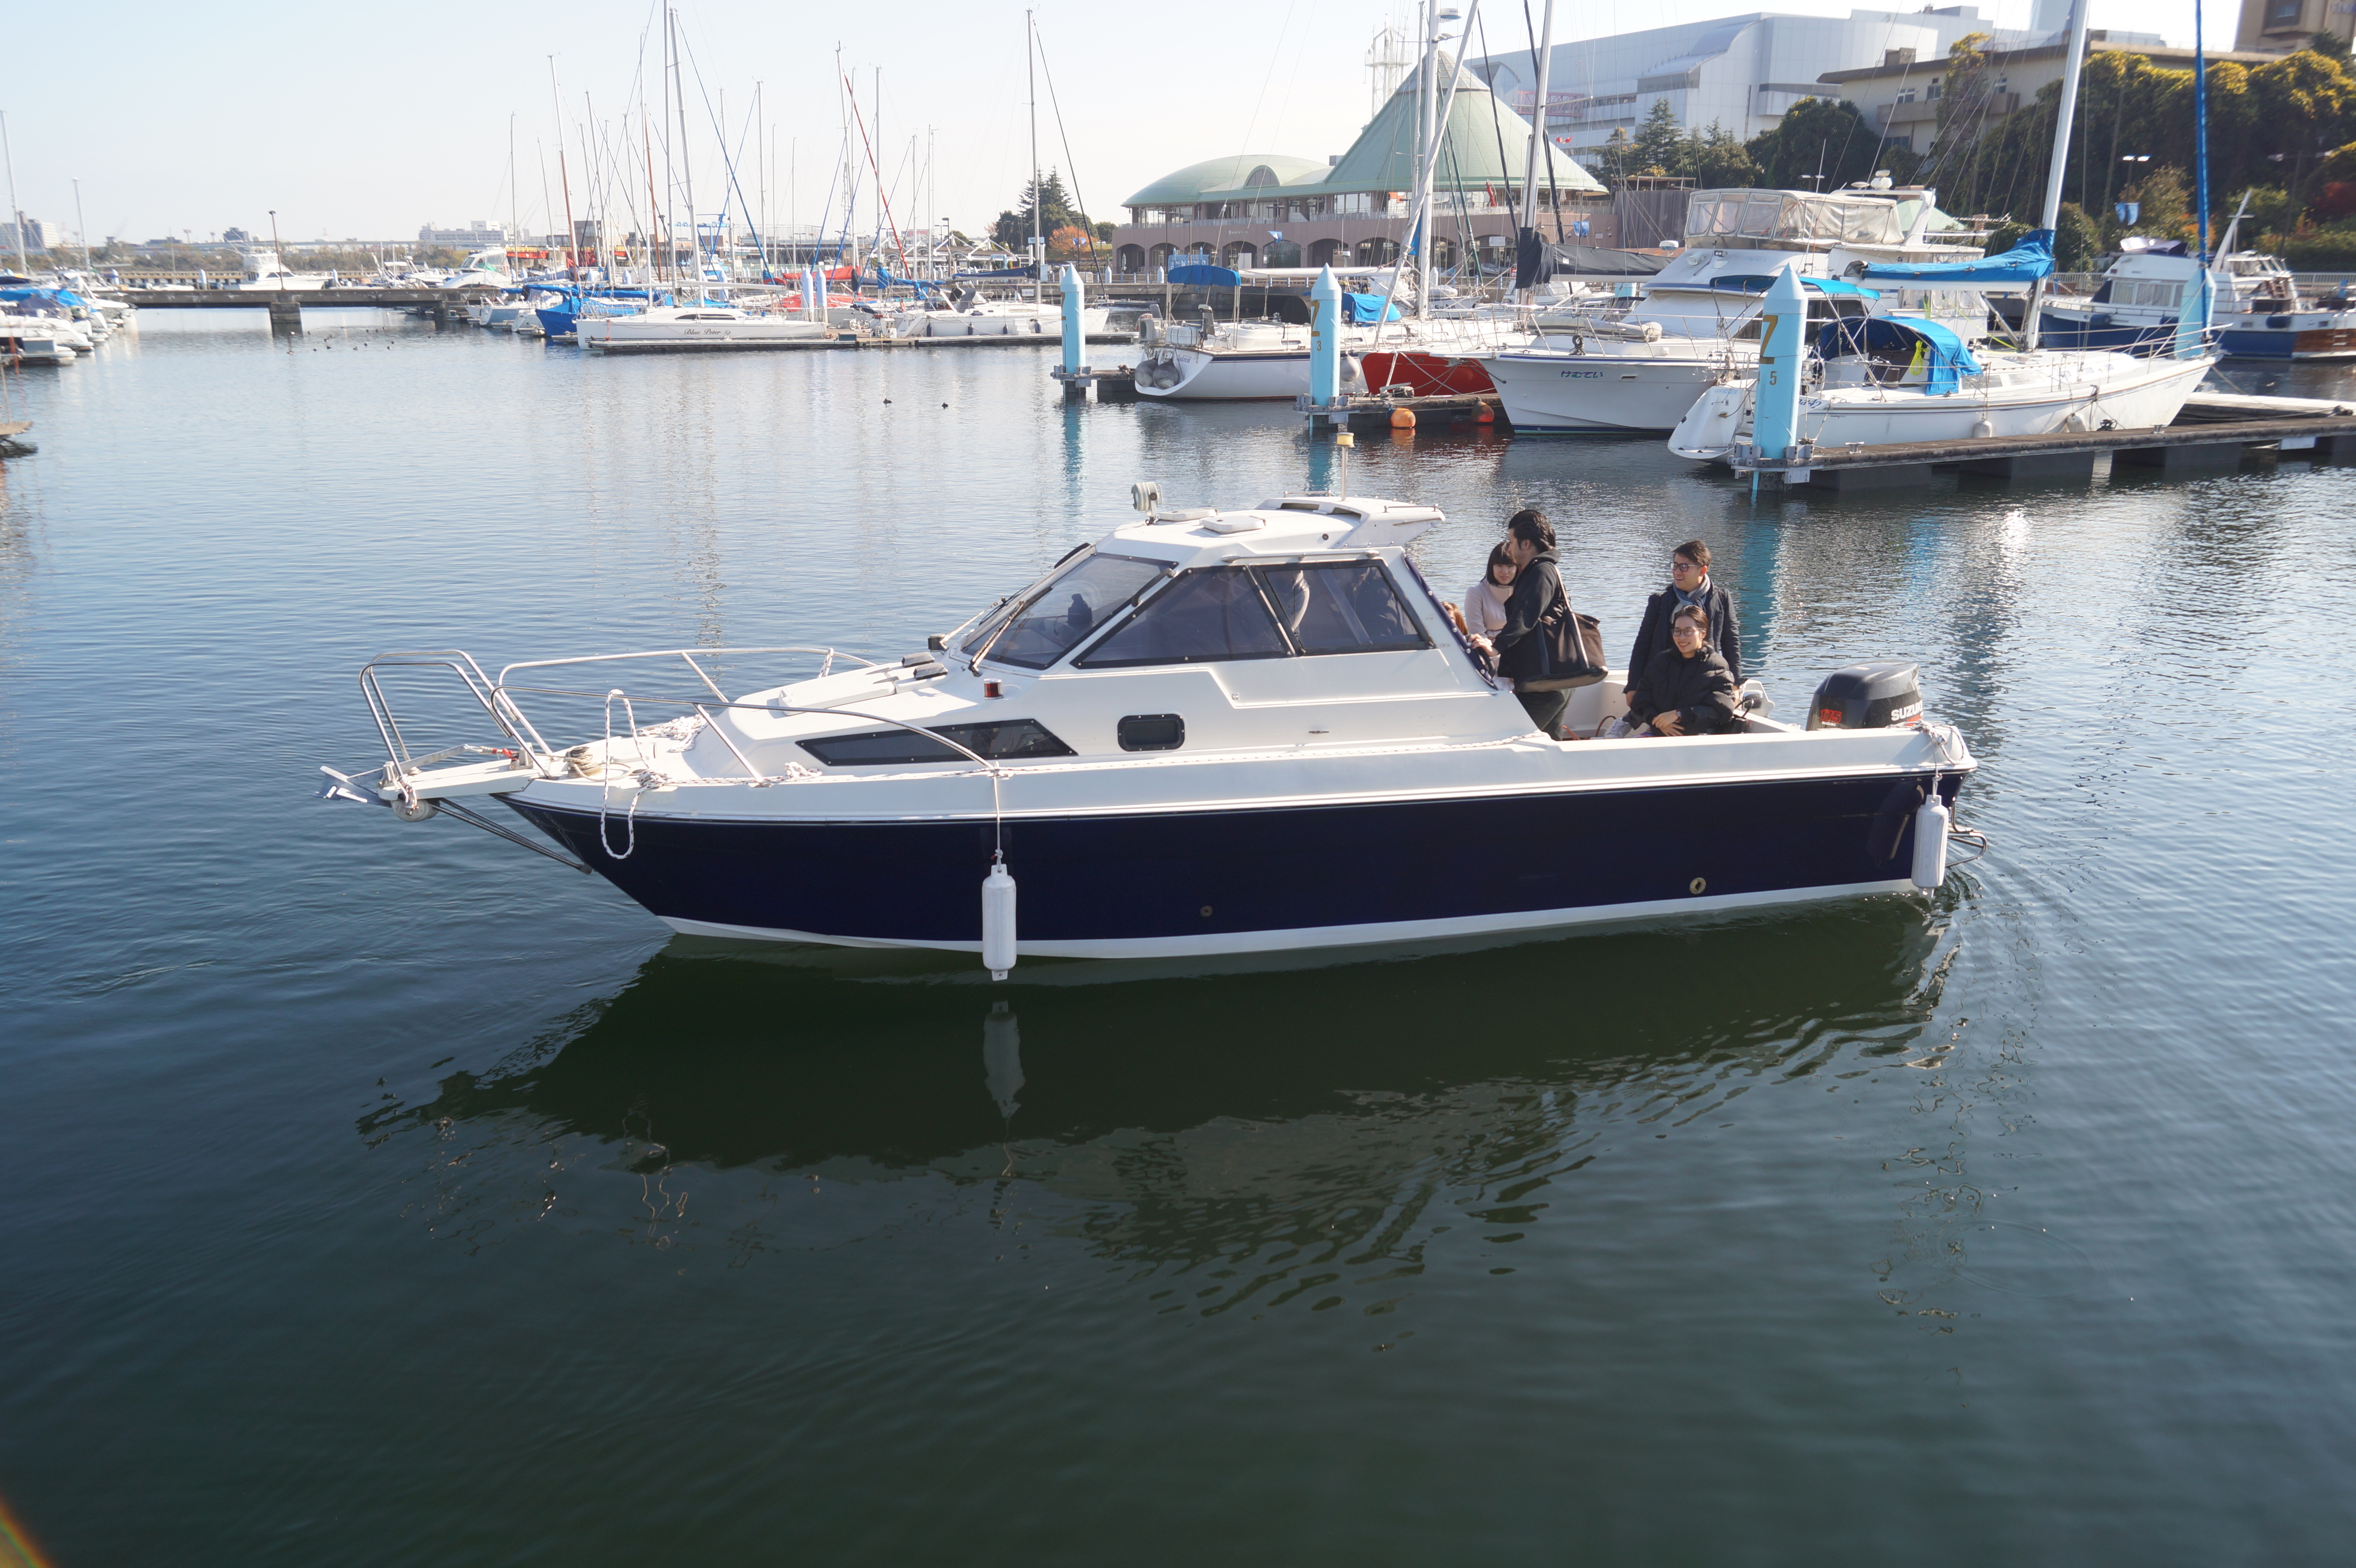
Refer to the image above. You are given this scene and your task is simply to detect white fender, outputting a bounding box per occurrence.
[1912,793,1951,890]
[982,861,1018,980]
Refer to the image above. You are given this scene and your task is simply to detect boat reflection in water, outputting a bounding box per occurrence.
[362,895,1966,1302]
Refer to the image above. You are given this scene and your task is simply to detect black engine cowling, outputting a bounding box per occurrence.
[1808,661,1923,730]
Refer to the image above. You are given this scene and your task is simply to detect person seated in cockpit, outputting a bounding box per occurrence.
[1625,604,1738,737]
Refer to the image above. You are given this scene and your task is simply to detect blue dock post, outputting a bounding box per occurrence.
[1752,266,1808,465]
[1060,264,1085,377]
[1310,265,1341,414]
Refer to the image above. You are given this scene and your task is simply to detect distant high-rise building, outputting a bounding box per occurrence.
[418,221,507,248]
[5,214,69,254]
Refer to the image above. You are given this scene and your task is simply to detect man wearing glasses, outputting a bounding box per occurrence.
[1624,539,1740,715]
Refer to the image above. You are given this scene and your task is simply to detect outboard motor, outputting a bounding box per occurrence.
[1138,313,1160,347]
[1807,661,1923,730]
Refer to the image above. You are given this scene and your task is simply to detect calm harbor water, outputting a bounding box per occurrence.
[3,311,2353,1564]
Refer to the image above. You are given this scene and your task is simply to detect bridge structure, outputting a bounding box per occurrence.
[100,287,501,330]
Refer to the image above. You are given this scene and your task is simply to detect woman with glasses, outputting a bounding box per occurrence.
[1624,538,1740,718]
[1625,603,1738,737]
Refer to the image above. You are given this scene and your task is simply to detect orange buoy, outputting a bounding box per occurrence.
[1476,403,1495,424]
[1390,407,1417,430]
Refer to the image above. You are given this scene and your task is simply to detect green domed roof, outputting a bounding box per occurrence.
[1123,154,1330,208]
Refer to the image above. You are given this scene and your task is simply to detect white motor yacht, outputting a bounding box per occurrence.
[319,488,1977,969]
[1487,185,1998,435]
[434,248,516,291]
[233,248,335,291]
[577,305,834,352]
[884,295,1112,338]
[0,319,79,365]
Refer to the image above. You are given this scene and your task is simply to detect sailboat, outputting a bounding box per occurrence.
[1133,0,1590,402]
[1666,0,2213,463]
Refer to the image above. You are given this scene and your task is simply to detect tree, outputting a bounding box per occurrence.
[1630,98,1685,177]
[1683,121,1761,187]
[2122,166,2193,241]
[1744,98,1913,191]
[1048,224,1096,259]
[990,170,1082,253]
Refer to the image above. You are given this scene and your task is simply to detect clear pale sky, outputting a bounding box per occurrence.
[2,0,2248,247]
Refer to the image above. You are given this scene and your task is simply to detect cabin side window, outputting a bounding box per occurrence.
[800,719,1076,767]
[1256,562,1431,655]
[965,553,1168,669]
[1074,567,1292,667]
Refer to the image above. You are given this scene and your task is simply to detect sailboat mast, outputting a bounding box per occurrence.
[2194,3,2210,259]
[550,57,580,280]
[2021,0,2092,351]
[0,112,27,277]
[1028,9,1044,285]
[1516,0,1556,302]
[1414,0,1439,318]
[669,8,700,297]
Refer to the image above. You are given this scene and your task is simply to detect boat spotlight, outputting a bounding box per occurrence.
[1131,481,1162,515]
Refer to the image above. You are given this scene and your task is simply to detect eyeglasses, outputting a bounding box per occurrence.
[1671,621,1706,636]
[1670,558,1701,573]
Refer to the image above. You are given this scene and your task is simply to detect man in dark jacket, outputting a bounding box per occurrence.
[1482,509,1571,739]
[1628,604,1738,736]
[1625,539,1740,711]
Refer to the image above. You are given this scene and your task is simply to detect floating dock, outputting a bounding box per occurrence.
[1729,391,2356,491]
[1297,390,1507,434]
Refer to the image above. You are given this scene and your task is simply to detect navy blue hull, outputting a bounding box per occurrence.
[2214,329,2297,360]
[2036,316,2175,354]
[507,771,1966,945]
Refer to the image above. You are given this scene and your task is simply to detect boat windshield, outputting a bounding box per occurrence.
[963,552,1168,669]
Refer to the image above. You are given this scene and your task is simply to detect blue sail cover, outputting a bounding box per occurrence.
[1856,230,2054,287]
[1341,291,1402,322]
[1165,264,1242,287]
[1816,316,1983,396]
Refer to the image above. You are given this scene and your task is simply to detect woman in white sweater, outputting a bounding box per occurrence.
[1462,543,1518,644]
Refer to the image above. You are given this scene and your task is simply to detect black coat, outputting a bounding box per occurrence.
[1488,547,1565,684]
[1626,582,1740,694]
[1629,645,1738,734]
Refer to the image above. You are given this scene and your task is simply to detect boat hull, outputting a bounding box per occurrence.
[580,319,835,352]
[2213,319,2356,360]
[1358,349,1496,397]
[1786,357,2214,447]
[1486,348,1738,435]
[506,769,1963,959]
[1134,347,1314,401]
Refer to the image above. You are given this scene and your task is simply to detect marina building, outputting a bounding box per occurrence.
[1463,6,2158,163]
[2235,0,2355,52]
[1820,33,2279,156]
[1108,57,1606,275]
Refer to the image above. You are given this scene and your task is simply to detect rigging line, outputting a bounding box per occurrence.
[1032,32,1100,251]
[843,74,908,264]
[1477,10,1513,208]
[677,31,771,256]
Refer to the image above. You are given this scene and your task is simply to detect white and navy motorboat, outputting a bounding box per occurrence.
[320,489,1976,970]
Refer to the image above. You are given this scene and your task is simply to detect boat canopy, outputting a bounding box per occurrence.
[1856,230,2053,287]
[1515,238,1667,288]
[1340,292,1402,322]
[1708,275,1881,298]
[1815,315,1982,395]
[0,286,88,307]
